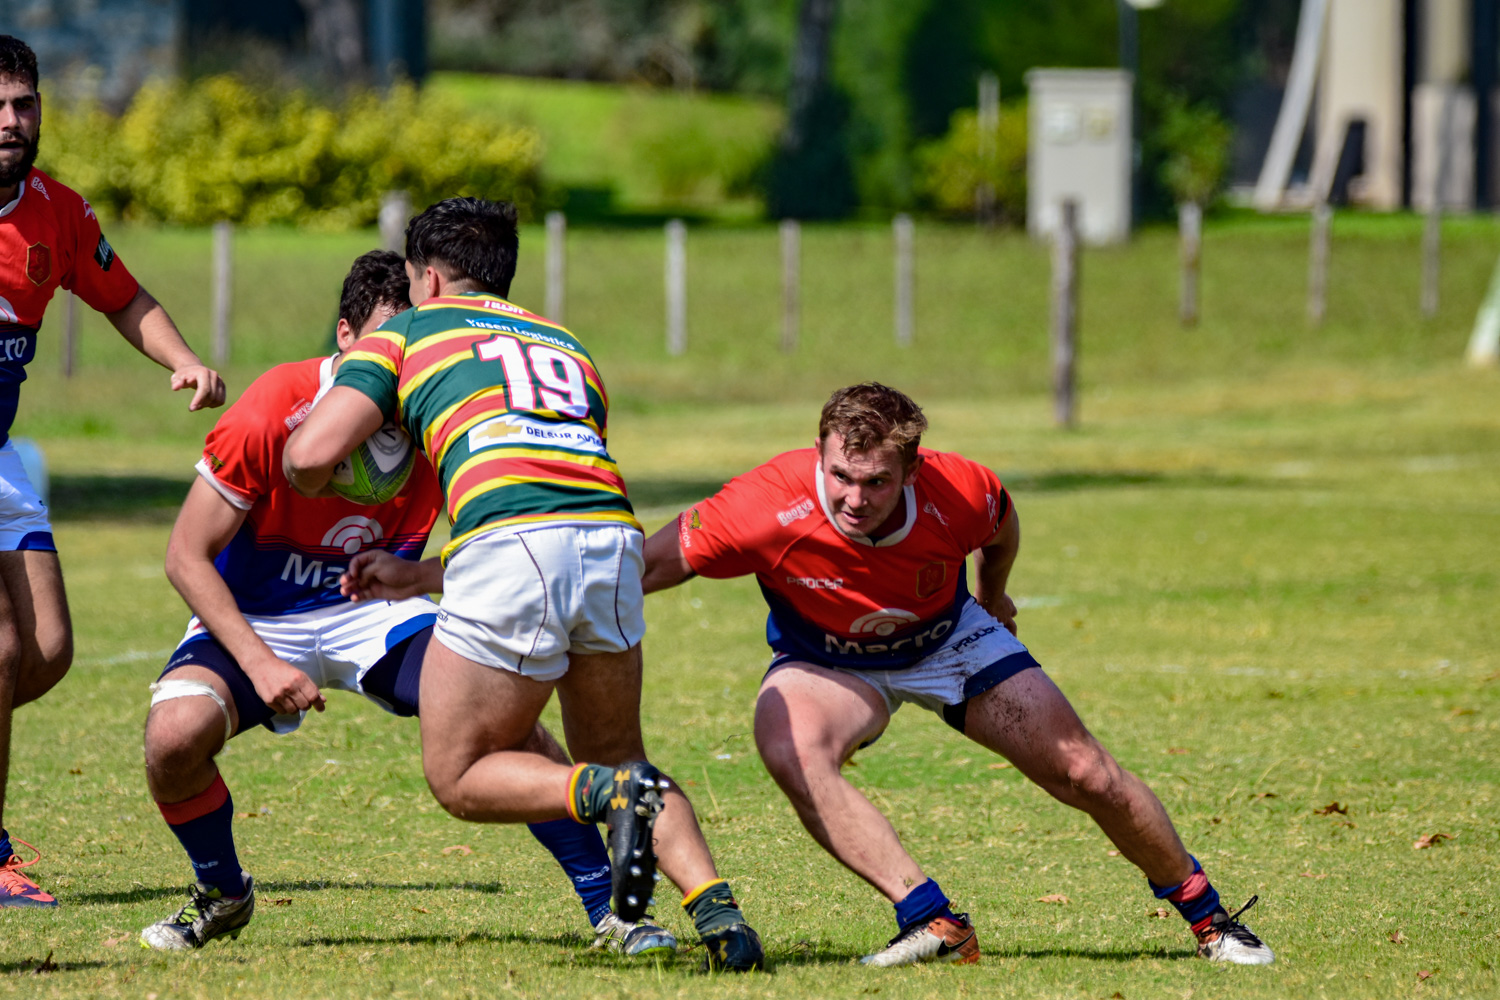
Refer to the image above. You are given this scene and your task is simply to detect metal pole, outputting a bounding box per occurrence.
[894,214,914,346]
[212,221,232,364]
[665,219,687,356]
[1423,92,1455,318]
[546,211,567,322]
[61,291,77,377]
[1052,200,1079,428]
[1308,202,1331,326]
[780,219,800,353]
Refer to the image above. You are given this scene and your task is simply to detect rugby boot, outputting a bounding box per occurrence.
[860,912,980,967]
[605,761,667,922]
[591,911,678,958]
[0,839,57,907]
[700,922,766,972]
[1195,896,1274,965]
[140,876,255,951]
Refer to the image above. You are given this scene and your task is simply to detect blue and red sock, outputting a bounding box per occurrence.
[157,773,246,898]
[527,818,613,926]
[893,878,957,932]
[1149,856,1222,935]
[0,828,13,863]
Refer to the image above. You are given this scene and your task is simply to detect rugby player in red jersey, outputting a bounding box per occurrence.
[287,198,763,971]
[0,35,225,907]
[637,383,1275,967]
[139,251,673,958]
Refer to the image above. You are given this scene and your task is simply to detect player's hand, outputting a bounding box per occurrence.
[171,364,227,411]
[245,655,326,716]
[992,593,1018,636]
[341,550,440,601]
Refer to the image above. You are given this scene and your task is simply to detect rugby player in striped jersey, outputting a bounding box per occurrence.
[286,198,762,972]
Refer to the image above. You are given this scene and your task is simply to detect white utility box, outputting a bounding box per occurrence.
[1027,69,1133,245]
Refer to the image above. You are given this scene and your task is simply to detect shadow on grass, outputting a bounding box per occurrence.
[49,474,191,523]
[993,946,1193,962]
[0,957,109,974]
[294,930,573,949]
[626,477,728,510]
[1002,469,1264,493]
[70,880,508,906]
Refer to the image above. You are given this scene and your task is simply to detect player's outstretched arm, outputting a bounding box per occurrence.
[641,519,696,594]
[166,478,326,715]
[340,550,443,602]
[973,505,1021,635]
[283,386,385,497]
[104,286,226,411]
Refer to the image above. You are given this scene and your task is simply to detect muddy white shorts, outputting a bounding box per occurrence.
[435,523,646,683]
[0,439,54,552]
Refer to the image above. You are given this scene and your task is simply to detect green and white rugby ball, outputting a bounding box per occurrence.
[329,421,415,505]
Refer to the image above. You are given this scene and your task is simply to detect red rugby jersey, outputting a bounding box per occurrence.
[679,447,1012,668]
[197,355,443,616]
[0,168,139,441]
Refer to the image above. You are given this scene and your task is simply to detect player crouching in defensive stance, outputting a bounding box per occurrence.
[285,198,763,972]
[639,382,1274,968]
[141,251,673,957]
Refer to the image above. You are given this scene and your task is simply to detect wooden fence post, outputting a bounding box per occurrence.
[894,213,914,346]
[212,221,233,364]
[780,219,800,353]
[1424,90,1456,319]
[1308,202,1331,326]
[61,291,77,377]
[379,190,410,254]
[665,219,687,356]
[1051,200,1079,429]
[546,211,566,323]
[1178,201,1202,327]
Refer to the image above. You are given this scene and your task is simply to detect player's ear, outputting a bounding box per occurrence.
[902,453,924,486]
[334,317,357,352]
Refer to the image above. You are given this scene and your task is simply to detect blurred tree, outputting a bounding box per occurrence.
[766,0,856,218]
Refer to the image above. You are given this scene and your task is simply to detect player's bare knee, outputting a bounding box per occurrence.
[144,701,223,771]
[1063,745,1125,809]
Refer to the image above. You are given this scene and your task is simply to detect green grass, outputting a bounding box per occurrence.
[3,217,1497,997]
[429,72,781,217]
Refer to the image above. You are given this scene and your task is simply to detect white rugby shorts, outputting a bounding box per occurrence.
[768,598,1039,736]
[435,523,646,682]
[178,596,438,734]
[0,439,55,552]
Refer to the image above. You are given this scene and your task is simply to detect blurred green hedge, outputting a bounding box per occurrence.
[914,102,1027,223]
[39,77,543,228]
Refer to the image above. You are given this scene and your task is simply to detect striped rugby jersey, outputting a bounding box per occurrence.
[334,292,639,560]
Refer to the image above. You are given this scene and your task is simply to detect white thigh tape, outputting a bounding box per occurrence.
[150,679,233,744]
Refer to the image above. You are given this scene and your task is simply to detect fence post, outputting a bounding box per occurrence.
[894,213,914,346]
[1178,201,1202,327]
[665,219,687,356]
[1051,200,1079,429]
[212,221,233,364]
[780,219,800,353]
[61,291,77,377]
[976,72,1000,225]
[1308,202,1331,326]
[546,211,567,322]
[379,190,410,254]
[1424,89,1456,319]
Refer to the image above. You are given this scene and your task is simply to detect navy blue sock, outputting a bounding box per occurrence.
[528,818,613,926]
[1149,855,1222,930]
[157,774,246,897]
[893,878,956,932]
[0,828,13,862]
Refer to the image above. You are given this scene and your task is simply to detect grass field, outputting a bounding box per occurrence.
[2,216,1497,998]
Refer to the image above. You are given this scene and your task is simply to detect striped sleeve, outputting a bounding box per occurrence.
[333,328,406,420]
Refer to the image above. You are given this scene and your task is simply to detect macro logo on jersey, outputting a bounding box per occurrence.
[322,516,385,555]
[334,293,639,560]
[849,608,920,636]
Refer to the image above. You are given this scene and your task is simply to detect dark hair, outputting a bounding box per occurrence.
[818,382,928,467]
[405,197,519,297]
[0,36,38,91]
[338,250,410,333]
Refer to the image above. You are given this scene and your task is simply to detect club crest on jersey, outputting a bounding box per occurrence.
[776,498,814,526]
[915,561,947,599]
[25,243,50,286]
[322,515,385,555]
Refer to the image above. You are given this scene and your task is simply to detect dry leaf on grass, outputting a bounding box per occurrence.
[1111,993,1125,999]
[1298,871,1329,879]
[68,768,82,775]
[1417,970,1436,981]
[1413,833,1453,850]
[987,762,1012,770]
[413,907,430,914]
[442,844,473,856]
[1389,931,1406,944]
[102,936,129,948]
[234,812,259,820]
[1036,894,1070,904]
[1313,801,1348,816]
[1253,791,1278,800]
[1449,707,1476,717]
[271,898,293,906]
[1149,907,1170,919]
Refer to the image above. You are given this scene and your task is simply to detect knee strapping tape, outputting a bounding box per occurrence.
[150,679,233,744]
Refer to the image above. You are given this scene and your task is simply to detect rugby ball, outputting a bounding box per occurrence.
[329,421,415,505]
